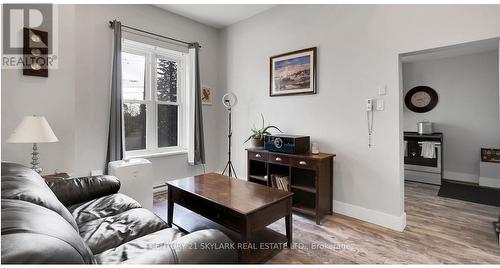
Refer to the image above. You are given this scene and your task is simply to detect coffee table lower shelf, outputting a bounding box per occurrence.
[171,204,288,264]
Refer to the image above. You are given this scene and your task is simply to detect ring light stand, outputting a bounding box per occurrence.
[222,92,238,178]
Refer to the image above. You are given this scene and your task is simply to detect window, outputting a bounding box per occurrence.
[121,40,187,157]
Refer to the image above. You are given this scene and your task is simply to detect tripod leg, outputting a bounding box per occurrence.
[222,161,229,175]
[229,161,237,178]
[231,166,237,178]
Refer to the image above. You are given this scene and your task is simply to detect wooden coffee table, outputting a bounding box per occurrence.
[166,173,294,263]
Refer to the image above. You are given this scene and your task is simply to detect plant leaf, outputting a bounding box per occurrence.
[244,135,254,143]
[262,125,282,133]
[261,113,265,130]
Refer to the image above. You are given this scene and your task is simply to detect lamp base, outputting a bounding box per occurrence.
[30,143,42,174]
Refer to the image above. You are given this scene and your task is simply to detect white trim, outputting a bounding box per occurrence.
[443,170,478,183]
[153,185,167,194]
[479,176,500,189]
[126,149,187,159]
[123,38,185,57]
[332,200,407,232]
[122,38,188,158]
[235,178,407,231]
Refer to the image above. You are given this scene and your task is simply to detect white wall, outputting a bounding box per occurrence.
[2,4,226,186]
[1,5,77,174]
[403,50,500,183]
[220,4,500,231]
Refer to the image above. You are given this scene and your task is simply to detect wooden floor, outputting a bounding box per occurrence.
[154,181,500,264]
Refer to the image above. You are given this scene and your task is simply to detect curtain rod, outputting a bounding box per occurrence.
[108,21,201,48]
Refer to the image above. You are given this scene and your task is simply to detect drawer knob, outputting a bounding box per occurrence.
[255,154,261,158]
[216,213,220,218]
[299,161,307,165]
[275,157,282,161]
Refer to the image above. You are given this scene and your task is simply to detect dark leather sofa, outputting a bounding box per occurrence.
[1,162,237,264]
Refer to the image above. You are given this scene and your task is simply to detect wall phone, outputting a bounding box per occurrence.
[366,99,374,111]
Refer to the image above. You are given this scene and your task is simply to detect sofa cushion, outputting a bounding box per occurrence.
[78,208,168,254]
[96,229,238,264]
[1,199,95,264]
[47,175,121,207]
[95,228,184,264]
[1,162,78,231]
[67,193,141,225]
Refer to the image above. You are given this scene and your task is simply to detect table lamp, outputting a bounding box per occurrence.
[7,115,58,174]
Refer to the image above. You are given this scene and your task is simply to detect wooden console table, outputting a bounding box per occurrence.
[246,148,335,224]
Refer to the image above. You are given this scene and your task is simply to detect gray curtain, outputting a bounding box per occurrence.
[106,20,123,171]
[192,42,205,165]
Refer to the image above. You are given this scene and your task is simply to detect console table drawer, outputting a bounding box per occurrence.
[268,153,290,165]
[248,151,268,161]
[290,158,317,170]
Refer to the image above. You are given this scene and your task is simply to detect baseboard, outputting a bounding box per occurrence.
[153,184,167,194]
[443,170,478,184]
[333,200,407,232]
[479,176,500,189]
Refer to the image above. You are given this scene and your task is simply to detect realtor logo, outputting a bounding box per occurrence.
[2,4,58,69]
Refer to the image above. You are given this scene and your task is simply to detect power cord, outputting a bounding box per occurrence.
[367,110,374,148]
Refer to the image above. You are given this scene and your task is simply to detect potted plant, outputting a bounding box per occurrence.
[244,114,282,147]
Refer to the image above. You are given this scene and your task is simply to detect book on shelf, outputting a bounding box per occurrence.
[270,174,289,191]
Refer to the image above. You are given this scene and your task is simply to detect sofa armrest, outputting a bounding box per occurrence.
[47,175,121,206]
[122,229,238,264]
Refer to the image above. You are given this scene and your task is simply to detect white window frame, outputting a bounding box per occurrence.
[122,39,188,159]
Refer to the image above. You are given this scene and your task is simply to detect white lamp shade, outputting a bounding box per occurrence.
[7,115,58,143]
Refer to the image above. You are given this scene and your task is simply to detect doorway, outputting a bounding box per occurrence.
[400,37,500,188]
[399,37,500,246]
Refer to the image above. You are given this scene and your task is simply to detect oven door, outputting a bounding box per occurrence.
[404,143,441,173]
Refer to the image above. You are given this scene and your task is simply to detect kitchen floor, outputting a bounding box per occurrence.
[153,181,500,264]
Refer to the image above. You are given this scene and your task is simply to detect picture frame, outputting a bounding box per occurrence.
[201,86,212,105]
[269,47,317,97]
[23,27,49,77]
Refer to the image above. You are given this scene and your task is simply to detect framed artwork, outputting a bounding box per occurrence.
[270,47,317,97]
[23,28,49,77]
[201,86,212,105]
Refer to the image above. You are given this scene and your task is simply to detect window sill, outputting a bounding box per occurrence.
[125,150,188,160]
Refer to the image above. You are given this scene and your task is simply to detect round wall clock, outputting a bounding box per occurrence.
[404,86,438,113]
